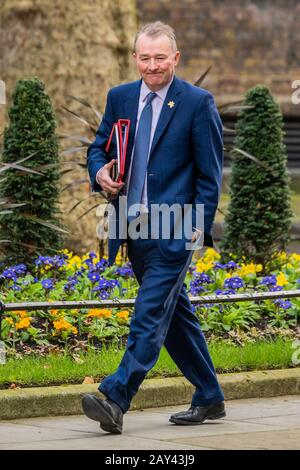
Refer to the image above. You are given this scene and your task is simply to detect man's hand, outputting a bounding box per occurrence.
[96,160,124,195]
[191,228,203,244]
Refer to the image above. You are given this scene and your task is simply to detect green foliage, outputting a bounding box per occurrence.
[0,77,65,264]
[0,249,299,353]
[0,338,295,388]
[198,301,261,333]
[220,85,293,267]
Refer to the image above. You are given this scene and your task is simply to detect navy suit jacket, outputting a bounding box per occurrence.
[87,76,223,265]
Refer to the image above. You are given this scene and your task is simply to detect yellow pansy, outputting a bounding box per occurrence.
[291,253,300,263]
[195,260,214,273]
[116,310,129,320]
[14,310,28,318]
[60,249,73,260]
[115,252,123,266]
[16,317,31,330]
[203,248,221,262]
[276,252,288,262]
[87,308,112,319]
[67,255,82,270]
[53,318,77,334]
[276,272,288,286]
[237,263,263,276]
[49,309,59,316]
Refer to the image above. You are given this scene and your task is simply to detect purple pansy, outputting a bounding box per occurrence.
[189,273,212,296]
[91,278,119,297]
[274,299,293,309]
[115,267,134,278]
[88,272,101,283]
[259,275,277,287]
[64,276,79,292]
[215,288,236,295]
[41,279,55,290]
[224,277,244,290]
[35,255,67,269]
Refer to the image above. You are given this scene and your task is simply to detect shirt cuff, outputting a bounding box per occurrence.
[96,167,104,186]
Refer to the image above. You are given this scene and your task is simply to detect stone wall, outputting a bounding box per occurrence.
[0,0,138,254]
[137,0,300,116]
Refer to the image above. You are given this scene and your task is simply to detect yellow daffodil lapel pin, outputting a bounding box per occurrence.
[167,100,175,109]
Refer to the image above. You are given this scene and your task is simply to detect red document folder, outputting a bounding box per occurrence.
[105,119,130,183]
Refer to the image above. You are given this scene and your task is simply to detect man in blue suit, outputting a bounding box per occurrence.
[82,21,225,434]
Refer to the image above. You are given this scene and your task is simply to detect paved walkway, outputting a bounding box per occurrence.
[0,395,299,450]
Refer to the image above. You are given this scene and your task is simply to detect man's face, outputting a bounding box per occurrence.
[133,34,180,91]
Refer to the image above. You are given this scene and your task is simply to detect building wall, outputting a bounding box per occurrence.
[0,0,138,254]
[137,0,300,116]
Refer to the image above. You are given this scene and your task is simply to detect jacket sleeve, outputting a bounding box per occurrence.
[87,90,115,192]
[191,91,224,246]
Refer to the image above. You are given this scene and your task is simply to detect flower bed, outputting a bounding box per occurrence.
[0,248,299,355]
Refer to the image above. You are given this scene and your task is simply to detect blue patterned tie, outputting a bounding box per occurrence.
[127,92,156,220]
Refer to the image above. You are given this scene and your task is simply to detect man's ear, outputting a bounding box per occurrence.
[174,51,180,66]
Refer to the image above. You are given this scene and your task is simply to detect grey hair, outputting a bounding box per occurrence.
[133,21,177,53]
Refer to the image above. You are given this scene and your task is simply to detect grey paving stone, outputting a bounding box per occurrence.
[241,413,300,428]
[0,395,299,450]
[171,429,300,450]
[0,435,207,450]
[0,421,98,444]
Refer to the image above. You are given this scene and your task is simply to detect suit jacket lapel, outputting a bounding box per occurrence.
[149,76,182,158]
[123,80,141,175]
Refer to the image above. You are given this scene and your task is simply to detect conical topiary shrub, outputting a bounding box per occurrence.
[0,77,65,264]
[220,85,293,268]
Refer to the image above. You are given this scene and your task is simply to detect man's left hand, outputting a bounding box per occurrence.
[191,228,203,243]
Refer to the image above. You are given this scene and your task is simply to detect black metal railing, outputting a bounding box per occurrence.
[1,290,299,340]
[1,289,300,312]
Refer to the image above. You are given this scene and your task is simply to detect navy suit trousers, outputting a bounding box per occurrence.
[99,227,224,413]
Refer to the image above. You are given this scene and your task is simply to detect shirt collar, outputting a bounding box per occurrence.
[140,75,174,102]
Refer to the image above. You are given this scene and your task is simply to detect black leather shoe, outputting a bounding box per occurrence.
[82,394,123,434]
[169,401,225,425]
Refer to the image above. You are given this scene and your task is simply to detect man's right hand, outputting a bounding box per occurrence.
[96,159,124,195]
